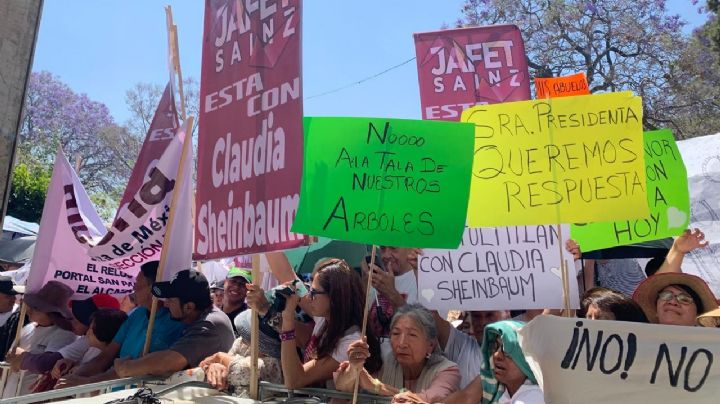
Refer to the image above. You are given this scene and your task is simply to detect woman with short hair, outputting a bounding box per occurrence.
[336,304,460,403]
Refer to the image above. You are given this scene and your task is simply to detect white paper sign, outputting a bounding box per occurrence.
[417,225,580,310]
[676,133,720,295]
[519,316,720,403]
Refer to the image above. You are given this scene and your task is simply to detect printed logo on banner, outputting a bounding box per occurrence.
[195,0,306,259]
[413,25,531,121]
[28,121,192,297]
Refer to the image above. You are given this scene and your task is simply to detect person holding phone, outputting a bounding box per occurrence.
[362,247,421,358]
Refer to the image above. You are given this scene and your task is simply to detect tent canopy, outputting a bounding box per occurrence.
[2,216,39,237]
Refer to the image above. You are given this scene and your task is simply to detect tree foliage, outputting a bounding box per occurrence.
[708,0,720,60]
[19,71,138,193]
[668,14,720,137]
[6,163,51,223]
[457,0,719,138]
[124,77,199,139]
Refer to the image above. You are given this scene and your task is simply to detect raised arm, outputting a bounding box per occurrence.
[657,228,708,274]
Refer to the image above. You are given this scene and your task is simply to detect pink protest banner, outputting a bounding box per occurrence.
[414,25,531,121]
[27,121,193,296]
[194,0,307,259]
[27,149,136,296]
[115,82,178,213]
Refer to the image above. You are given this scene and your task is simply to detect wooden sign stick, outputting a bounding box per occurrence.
[351,244,378,404]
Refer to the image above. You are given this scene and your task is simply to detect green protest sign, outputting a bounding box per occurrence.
[291,117,474,248]
[571,129,689,251]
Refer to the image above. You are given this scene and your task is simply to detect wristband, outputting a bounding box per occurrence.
[280,329,296,342]
[371,377,382,394]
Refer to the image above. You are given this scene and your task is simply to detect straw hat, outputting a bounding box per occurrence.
[632,273,718,324]
[697,305,720,327]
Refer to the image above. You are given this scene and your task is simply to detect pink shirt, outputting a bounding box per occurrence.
[403,365,461,403]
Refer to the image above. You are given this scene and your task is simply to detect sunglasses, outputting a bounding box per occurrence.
[309,287,328,300]
[658,290,695,305]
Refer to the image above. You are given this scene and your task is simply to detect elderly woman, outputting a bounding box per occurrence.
[443,320,542,404]
[335,304,460,403]
[632,273,718,326]
[578,287,648,322]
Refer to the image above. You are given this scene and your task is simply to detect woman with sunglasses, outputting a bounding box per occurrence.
[443,320,543,404]
[632,273,718,326]
[252,258,381,389]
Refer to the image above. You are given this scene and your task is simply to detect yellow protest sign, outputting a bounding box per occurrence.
[462,91,649,227]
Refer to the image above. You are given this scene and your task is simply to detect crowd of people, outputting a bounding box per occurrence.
[0,228,715,403]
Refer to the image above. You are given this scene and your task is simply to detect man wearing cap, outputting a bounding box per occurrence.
[0,276,21,327]
[223,266,251,335]
[0,276,24,361]
[210,281,224,310]
[59,261,185,387]
[113,269,235,377]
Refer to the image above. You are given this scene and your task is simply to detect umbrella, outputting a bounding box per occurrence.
[284,237,370,274]
[0,236,36,264]
[2,216,39,237]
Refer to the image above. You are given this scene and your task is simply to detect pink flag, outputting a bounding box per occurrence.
[115,83,178,213]
[414,25,531,121]
[27,149,135,296]
[27,120,193,296]
[194,0,307,259]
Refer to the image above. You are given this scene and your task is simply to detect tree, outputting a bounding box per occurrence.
[708,0,720,59]
[124,77,199,139]
[668,10,720,136]
[6,163,51,223]
[456,0,715,138]
[19,71,138,193]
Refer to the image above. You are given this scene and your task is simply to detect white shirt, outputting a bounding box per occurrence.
[2,324,77,397]
[394,270,418,304]
[58,336,101,364]
[311,317,361,390]
[311,317,360,364]
[0,303,18,328]
[497,382,545,404]
[444,326,484,389]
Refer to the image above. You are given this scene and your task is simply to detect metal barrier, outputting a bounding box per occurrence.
[0,363,24,399]
[259,382,392,403]
[0,375,161,404]
[0,371,391,403]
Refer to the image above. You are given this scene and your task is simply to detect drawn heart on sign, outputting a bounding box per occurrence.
[550,267,562,279]
[421,289,435,302]
[666,207,687,229]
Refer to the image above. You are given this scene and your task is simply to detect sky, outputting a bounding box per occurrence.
[31,0,709,125]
